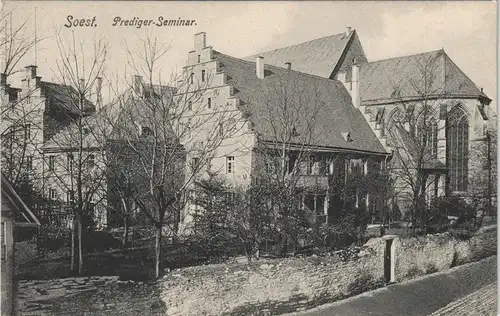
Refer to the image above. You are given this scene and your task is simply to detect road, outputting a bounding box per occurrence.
[287,256,497,316]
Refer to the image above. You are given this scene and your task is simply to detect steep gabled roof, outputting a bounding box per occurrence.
[42,84,178,151]
[242,31,356,79]
[1,175,40,226]
[360,49,490,105]
[41,81,95,115]
[214,51,387,154]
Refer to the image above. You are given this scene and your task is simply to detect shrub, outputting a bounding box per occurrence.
[425,263,438,274]
[347,270,384,295]
[406,266,423,278]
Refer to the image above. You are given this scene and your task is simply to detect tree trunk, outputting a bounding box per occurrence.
[78,218,83,275]
[155,224,162,279]
[122,216,129,248]
[71,215,77,273]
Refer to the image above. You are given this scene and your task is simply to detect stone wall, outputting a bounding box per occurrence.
[17,228,497,316]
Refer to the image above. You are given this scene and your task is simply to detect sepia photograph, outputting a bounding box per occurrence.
[0,1,497,315]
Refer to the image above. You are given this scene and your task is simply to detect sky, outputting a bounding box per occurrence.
[5,1,497,103]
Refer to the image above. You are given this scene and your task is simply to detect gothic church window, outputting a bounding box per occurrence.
[446,107,469,192]
[417,115,438,158]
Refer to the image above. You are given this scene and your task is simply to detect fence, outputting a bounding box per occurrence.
[35,207,73,257]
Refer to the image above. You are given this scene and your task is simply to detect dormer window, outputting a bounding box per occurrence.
[342,132,353,142]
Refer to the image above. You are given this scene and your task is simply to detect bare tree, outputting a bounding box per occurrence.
[107,33,241,278]
[386,52,452,231]
[0,2,43,78]
[0,2,45,198]
[39,31,108,275]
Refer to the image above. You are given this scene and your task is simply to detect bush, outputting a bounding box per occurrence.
[347,270,384,295]
[406,266,423,278]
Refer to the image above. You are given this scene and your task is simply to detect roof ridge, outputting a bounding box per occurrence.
[215,50,345,87]
[365,49,445,66]
[243,31,351,59]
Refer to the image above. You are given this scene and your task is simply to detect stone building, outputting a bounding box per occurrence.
[240,28,492,219]
[0,66,107,228]
[176,28,492,228]
[175,32,392,233]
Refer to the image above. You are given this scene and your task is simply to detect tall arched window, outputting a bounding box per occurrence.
[446,107,469,191]
[417,115,438,158]
[386,108,405,145]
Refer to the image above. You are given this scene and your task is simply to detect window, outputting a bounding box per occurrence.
[25,124,31,140]
[190,73,194,84]
[201,70,206,82]
[318,159,327,175]
[188,101,193,111]
[1,222,6,262]
[82,127,90,135]
[197,55,201,63]
[447,107,469,192]
[207,97,212,109]
[218,123,223,137]
[288,154,298,174]
[67,190,74,204]
[87,154,95,168]
[26,155,33,170]
[226,192,237,205]
[67,153,74,170]
[226,156,235,174]
[191,157,200,172]
[49,189,57,200]
[418,115,438,158]
[48,156,55,171]
[307,157,314,175]
[363,160,368,176]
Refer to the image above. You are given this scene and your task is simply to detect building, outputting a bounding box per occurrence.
[1,174,40,315]
[241,28,492,219]
[105,78,186,230]
[175,32,392,233]
[0,66,109,234]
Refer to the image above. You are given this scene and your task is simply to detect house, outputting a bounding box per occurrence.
[175,32,391,233]
[241,29,492,220]
[105,79,186,230]
[1,174,40,316]
[1,66,98,220]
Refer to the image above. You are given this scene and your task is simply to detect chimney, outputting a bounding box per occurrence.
[96,77,102,107]
[285,62,291,70]
[256,56,264,79]
[133,75,143,96]
[194,32,206,51]
[25,65,37,79]
[346,26,352,37]
[351,62,360,108]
